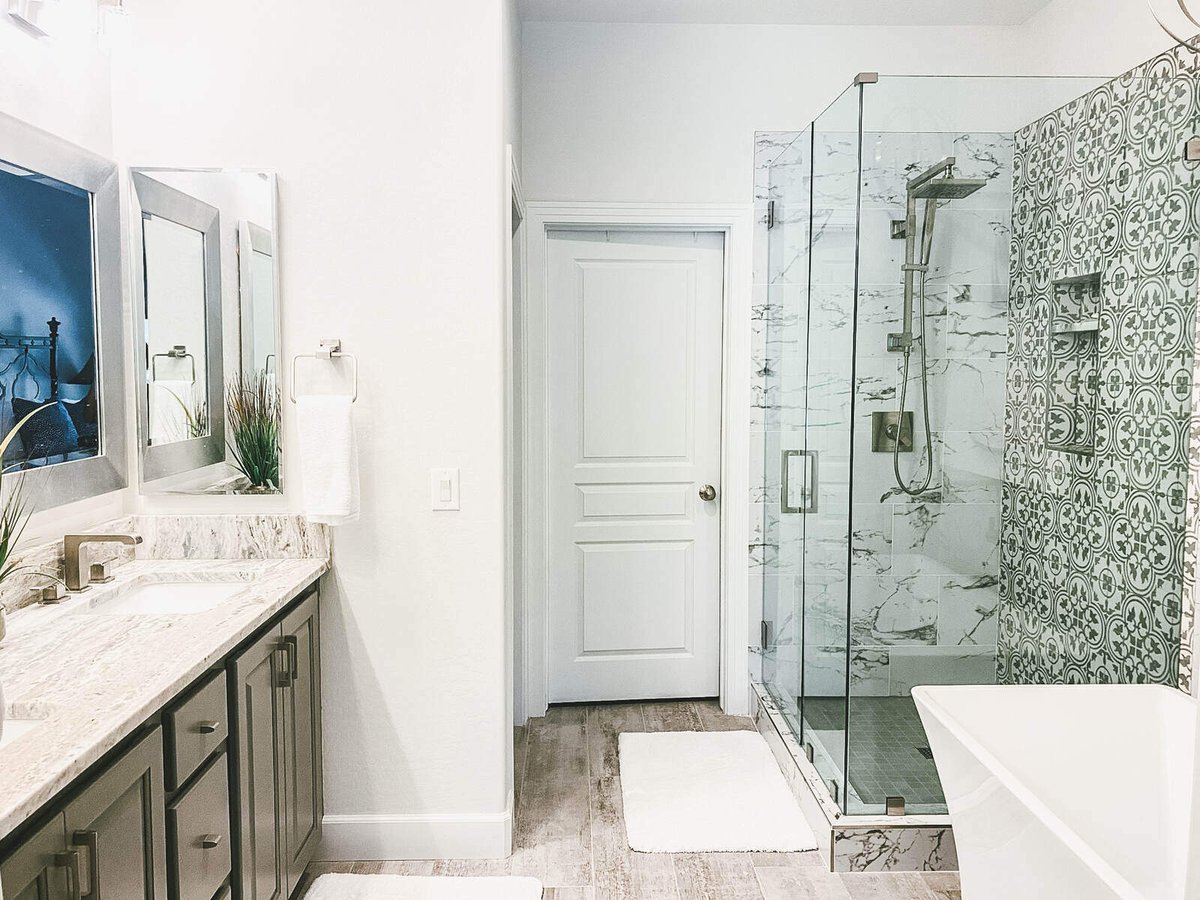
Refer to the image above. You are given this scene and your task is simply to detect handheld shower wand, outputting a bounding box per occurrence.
[888,158,986,497]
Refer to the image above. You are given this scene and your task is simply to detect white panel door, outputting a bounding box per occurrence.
[547,230,724,702]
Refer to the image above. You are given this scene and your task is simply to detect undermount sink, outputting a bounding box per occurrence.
[0,718,43,748]
[0,706,50,749]
[79,580,247,616]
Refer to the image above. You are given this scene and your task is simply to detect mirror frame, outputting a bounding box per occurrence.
[238,219,276,377]
[130,171,226,483]
[0,112,128,508]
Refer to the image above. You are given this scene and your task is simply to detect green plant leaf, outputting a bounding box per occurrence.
[0,403,54,585]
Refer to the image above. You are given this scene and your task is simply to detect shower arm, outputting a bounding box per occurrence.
[908,157,956,193]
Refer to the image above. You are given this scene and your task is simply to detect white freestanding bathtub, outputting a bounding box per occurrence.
[913,684,1194,899]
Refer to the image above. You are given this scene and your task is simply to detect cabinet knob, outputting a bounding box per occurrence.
[192,720,220,734]
[197,833,223,849]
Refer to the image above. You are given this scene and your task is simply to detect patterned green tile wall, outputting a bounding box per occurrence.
[999,45,1200,687]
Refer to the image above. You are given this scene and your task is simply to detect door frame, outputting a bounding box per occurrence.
[520,202,754,720]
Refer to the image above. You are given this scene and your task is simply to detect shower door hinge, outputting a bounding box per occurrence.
[828,779,840,804]
[760,620,772,648]
[766,200,776,229]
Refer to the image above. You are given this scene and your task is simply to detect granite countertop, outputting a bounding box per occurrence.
[0,556,328,841]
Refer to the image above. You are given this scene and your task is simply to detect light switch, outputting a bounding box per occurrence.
[431,468,460,511]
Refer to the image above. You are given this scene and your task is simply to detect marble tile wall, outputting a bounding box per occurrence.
[998,44,1200,688]
[752,125,1012,702]
[846,131,1011,698]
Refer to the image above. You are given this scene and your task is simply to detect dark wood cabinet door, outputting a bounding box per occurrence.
[230,626,286,900]
[281,591,322,894]
[62,727,168,900]
[0,814,74,900]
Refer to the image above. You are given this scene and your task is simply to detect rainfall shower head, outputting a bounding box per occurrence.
[910,177,988,200]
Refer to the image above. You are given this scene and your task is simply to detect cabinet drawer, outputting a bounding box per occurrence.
[165,671,227,789]
[168,752,231,900]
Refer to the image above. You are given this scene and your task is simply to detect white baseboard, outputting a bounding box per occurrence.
[319,793,513,860]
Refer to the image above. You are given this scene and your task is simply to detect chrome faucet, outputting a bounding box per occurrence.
[62,534,143,592]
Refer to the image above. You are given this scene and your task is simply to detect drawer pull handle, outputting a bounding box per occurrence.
[53,850,82,900]
[284,635,299,680]
[71,830,100,900]
[193,720,220,734]
[275,647,292,687]
[197,833,223,849]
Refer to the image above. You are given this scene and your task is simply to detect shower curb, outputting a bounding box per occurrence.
[752,683,959,873]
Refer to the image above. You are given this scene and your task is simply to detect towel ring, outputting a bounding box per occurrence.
[151,345,197,384]
[289,338,358,404]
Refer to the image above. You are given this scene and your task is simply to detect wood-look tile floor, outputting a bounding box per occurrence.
[300,700,962,899]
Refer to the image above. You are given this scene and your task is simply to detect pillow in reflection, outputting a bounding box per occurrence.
[62,398,98,450]
[10,398,79,461]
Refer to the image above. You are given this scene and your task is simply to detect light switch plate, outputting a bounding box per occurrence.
[430,467,460,511]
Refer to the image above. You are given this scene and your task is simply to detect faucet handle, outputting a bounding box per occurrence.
[32,583,67,605]
[89,563,114,585]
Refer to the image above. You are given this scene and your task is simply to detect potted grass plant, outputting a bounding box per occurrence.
[0,404,57,589]
[225,370,281,493]
[0,402,62,667]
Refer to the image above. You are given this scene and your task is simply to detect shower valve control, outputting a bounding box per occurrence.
[887,332,912,352]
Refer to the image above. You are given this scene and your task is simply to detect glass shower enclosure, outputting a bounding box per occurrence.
[756,73,1112,816]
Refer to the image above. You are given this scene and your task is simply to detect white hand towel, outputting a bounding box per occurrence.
[149,380,194,445]
[297,394,359,525]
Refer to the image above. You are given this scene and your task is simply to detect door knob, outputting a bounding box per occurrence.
[699,484,717,501]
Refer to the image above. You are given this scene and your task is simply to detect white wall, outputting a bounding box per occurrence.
[0,1,131,542]
[505,0,523,161]
[0,0,111,153]
[110,0,514,858]
[1017,0,1178,75]
[521,22,1020,203]
[520,2,1179,204]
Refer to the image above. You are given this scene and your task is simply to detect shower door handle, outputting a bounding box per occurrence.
[781,450,818,514]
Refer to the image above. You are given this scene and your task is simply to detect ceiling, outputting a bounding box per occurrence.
[517,0,1057,26]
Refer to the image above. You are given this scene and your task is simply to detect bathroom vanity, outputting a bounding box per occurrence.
[0,544,326,900]
[0,78,323,900]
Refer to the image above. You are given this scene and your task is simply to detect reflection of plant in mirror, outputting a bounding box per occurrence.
[0,404,55,586]
[226,370,280,492]
[163,390,209,440]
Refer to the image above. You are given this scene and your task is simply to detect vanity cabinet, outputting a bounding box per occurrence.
[63,728,169,900]
[280,596,322,890]
[0,584,320,900]
[230,591,321,900]
[0,814,77,900]
[1,729,168,900]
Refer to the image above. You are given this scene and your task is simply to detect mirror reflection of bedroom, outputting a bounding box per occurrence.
[0,159,101,474]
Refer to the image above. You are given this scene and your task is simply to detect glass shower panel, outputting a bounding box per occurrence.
[841,74,1108,816]
[759,126,814,741]
[753,72,1116,820]
[799,84,864,810]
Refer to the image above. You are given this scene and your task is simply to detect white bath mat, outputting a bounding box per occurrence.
[619,730,817,853]
[304,874,543,899]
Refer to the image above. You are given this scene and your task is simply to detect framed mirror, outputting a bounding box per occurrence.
[0,112,127,508]
[130,169,281,495]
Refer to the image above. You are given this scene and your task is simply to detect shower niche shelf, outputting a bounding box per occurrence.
[1045,271,1102,457]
